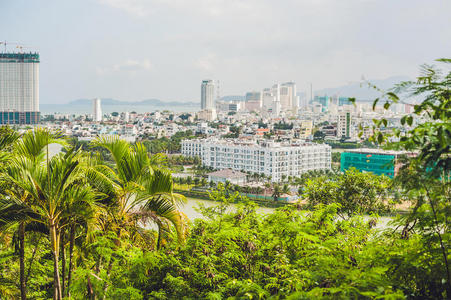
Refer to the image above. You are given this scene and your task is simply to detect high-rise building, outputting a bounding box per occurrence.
[314,96,330,112]
[93,98,102,122]
[271,83,281,116]
[338,97,352,106]
[201,80,215,109]
[279,85,291,109]
[245,91,262,111]
[259,82,299,113]
[337,111,352,138]
[245,91,261,102]
[281,82,298,111]
[262,88,275,110]
[0,53,40,124]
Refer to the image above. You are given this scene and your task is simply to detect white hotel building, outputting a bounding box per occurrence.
[181,138,331,182]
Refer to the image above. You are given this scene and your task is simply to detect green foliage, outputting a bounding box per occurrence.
[326,141,361,149]
[142,130,195,154]
[65,201,404,299]
[303,168,392,216]
[313,130,325,141]
[365,59,451,298]
[331,152,341,163]
[0,58,449,299]
[370,59,450,175]
[273,121,293,130]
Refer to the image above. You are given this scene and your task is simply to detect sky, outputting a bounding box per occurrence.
[1,0,450,104]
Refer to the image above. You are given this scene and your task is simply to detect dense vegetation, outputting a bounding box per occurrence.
[0,60,450,299]
[141,130,196,154]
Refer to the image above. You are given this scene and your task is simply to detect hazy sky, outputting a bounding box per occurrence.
[1,0,450,104]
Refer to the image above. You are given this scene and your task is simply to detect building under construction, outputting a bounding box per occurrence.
[0,52,40,124]
[340,148,413,178]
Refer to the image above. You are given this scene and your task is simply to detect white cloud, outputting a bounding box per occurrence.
[96,59,153,75]
[99,0,269,18]
[98,0,151,17]
[195,53,217,72]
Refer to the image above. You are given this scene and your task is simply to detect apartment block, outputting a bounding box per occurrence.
[181,138,331,181]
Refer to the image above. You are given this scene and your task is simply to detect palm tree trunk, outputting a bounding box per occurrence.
[50,222,62,300]
[87,274,95,300]
[157,226,162,250]
[61,233,66,297]
[67,223,76,298]
[19,221,26,300]
[26,235,41,287]
[102,229,122,299]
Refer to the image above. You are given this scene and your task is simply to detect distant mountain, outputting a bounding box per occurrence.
[68,98,199,106]
[315,76,411,101]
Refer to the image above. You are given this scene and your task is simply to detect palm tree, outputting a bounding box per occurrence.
[297,186,303,197]
[272,184,281,201]
[0,128,66,300]
[282,184,290,195]
[91,136,186,248]
[3,147,89,300]
[0,127,22,298]
[57,161,103,298]
[281,174,287,183]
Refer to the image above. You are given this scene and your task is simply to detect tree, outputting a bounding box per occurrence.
[281,174,287,183]
[0,128,69,300]
[303,168,391,217]
[2,146,91,299]
[332,152,341,163]
[272,185,281,201]
[365,59,451,297]
[282,184,290,195]
[313,130,325,140]
[91,136,186,248]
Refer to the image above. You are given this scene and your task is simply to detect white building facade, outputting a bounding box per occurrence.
[337,111,352,138]
[182,138,331,181]
[201,79,215,109]
[93,98,102,122]
[0,53,40,124]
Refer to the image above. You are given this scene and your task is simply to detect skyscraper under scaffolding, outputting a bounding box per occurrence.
[0,52,40,124]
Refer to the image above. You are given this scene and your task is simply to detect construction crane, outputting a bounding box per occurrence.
[0,41,31,53]
[16,45,30,53]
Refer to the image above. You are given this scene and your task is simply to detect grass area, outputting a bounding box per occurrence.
[174,188,290,208]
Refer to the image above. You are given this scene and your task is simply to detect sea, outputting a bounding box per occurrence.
[40,103,200,115]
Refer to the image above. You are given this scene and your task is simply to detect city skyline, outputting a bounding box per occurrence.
[1,0,450,104]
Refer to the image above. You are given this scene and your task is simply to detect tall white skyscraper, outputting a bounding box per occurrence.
[281,82,298,111]
[93,98,102,122]
[262,88,275,110]
[0,52,40,124]
[201,80,215,109]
